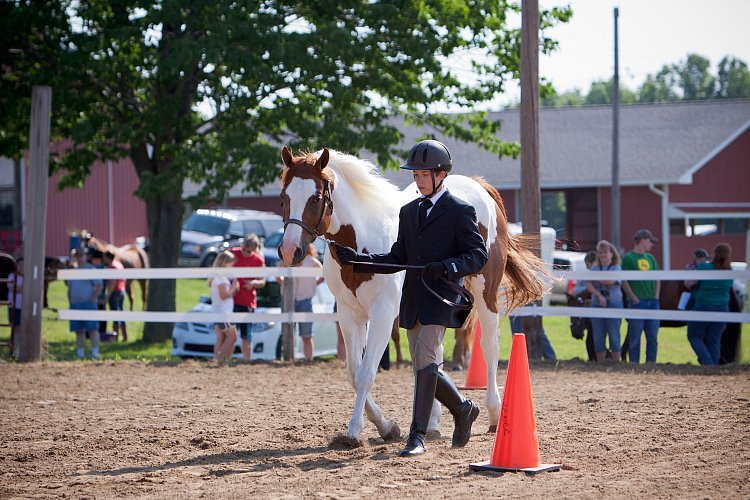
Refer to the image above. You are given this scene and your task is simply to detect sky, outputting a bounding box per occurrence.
[491,0,750,107]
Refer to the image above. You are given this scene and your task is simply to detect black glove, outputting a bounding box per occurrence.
[423,261,447,279]
[332,242,358,264]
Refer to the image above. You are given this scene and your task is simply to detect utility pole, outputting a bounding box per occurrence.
[611,7,621,251]
[520,0,543,359]
[18,86,51,361]
[281,271,295,362]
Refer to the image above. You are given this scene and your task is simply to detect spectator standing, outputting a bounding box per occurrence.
[587,240,623,363]
[103,251,128,342]
[686,248,709,271]
[568,251,597,362]
[88,250,108,337]
[68,249,103,360]
[684,243,734,365]
[278,243,324,362]
[231,234,266,362]
[7,257,23,327]
[621,228,661,363]
[209,250,239,365]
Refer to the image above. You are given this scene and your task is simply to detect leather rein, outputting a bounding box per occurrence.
[333,260,474,311]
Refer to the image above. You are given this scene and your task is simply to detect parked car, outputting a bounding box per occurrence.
[731,261,747,306]
[550,250,589,305]
[179,208,284,267]
[171,282,339,360]
[262,229,328,267]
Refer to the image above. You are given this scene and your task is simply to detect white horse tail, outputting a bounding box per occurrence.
[471,176,552,314]
[503,232,552,312]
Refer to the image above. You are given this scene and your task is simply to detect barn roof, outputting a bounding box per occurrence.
[381,99,750,190]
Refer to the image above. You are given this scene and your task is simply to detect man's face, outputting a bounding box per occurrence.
[412,169,445,196]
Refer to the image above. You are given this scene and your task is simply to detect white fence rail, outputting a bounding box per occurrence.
[56,268,750,324]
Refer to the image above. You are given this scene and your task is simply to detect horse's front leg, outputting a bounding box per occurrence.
[355,307,401,442]
[479,311,501,432]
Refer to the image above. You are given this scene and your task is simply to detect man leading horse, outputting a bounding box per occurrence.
[334,140,484,457]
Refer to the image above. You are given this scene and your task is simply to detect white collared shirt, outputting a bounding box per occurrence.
[422,188,447,218]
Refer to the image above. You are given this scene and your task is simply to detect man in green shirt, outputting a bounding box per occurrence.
[621,228,661,363]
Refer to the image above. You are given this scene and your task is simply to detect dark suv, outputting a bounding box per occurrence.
[179,208,283,267]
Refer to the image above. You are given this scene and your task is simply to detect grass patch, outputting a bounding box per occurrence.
[1,280,747,365]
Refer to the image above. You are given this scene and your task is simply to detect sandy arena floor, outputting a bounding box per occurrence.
[1,359,748,499]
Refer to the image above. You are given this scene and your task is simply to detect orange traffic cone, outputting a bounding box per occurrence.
[458,322,487,390]
[470,333,561,474]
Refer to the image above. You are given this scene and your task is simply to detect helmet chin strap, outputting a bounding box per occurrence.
[427,171,444,197]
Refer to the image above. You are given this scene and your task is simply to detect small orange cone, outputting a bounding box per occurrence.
[470,333,561,474]
[458,322,487,390]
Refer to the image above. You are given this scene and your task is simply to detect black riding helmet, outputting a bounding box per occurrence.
[400,139,453,172]
[400,140,452,197]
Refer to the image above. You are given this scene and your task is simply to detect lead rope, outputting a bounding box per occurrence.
[319,236,473,310]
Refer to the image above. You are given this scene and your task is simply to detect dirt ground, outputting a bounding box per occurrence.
[1,359,748,499]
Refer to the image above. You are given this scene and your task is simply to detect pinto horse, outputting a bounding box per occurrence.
[278,147,550,447]
[81,231,150,310]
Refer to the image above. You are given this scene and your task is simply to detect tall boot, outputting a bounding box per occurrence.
[399,364,439,457]
[435,369,480,447]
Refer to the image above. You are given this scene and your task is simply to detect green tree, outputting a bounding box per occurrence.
[541,88,585,107]
[715,56,750,99]
[637,65,681,103]
[1,1,570,341]
[675,53,715,100]
[584,79,636,105]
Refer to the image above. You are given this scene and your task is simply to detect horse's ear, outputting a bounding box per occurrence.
[281,146,294,168]
[316,148,330,170]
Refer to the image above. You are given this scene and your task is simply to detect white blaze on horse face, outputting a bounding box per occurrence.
[279,176,318,265]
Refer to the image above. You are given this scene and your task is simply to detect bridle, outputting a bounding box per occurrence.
[283,179,334,239]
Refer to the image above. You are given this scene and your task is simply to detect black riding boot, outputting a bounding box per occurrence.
[399,364,439,457]
[435,369,480,447]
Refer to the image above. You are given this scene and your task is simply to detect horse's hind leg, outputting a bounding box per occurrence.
[138,278,147,310]
[478,308,501,432]
[125,280,135,311]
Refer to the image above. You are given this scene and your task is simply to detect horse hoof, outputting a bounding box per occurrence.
[487,424,497,433]
[381,422,401,442]
[425,429,441,440]
[330,433,363,449]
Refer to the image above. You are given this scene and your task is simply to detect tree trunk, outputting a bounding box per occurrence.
[142,188,184,343]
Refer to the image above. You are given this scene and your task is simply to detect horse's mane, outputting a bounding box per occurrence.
[326,150,402,210]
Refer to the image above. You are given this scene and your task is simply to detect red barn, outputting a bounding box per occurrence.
[2,99,748,268]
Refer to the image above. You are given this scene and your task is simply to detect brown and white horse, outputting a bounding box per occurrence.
[278,147,549,446]
[82,231,150,310]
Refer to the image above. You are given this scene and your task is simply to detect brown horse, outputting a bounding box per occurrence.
[81,231,149,310]
[658,280,689,328]
[278,147,551,446]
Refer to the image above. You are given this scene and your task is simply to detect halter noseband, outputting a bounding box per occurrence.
[283,179,334,239]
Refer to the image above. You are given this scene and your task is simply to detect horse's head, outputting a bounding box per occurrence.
[279,146,334,266]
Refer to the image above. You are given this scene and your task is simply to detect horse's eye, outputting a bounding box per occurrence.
[313,194,322,203]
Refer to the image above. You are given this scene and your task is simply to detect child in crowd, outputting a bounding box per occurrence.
[208,250,240,365]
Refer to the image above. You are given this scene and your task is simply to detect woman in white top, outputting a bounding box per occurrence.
[208,250,240,364]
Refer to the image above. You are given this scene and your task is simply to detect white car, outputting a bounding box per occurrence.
[171,283,339,360]
[731,261,747,306]
[550,250,589,305]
